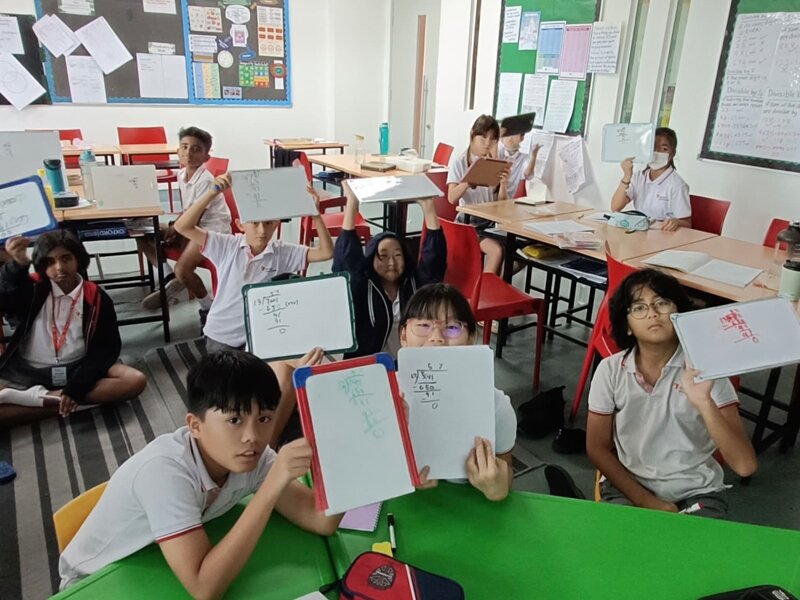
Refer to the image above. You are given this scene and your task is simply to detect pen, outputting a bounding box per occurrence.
[387,513,397,553]
[680,502,703,514]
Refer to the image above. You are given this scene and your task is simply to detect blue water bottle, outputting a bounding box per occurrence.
[379,122,390,155]
[43,159,66,193]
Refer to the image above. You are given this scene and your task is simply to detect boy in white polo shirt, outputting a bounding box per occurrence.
[140,126,232,312]
[586,269,757,518]
[59,350,343,595]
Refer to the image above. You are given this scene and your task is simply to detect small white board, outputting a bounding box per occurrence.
[601,122,655,164]
[345,174,443,204]
[0,131,68,186]
[231,167,317,222]
[0,175,57,243]
[89,166,160,209]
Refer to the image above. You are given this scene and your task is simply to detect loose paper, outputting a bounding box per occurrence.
[502,6,522,43]
[142,0,176,15]
[225,5,250,24]
[137,53,188,99]
[524,219,593,235]
[148,41,175,55]
[0,53,46,110]
[557,135,586,194]
[542,78,577,133]
[518,11,541,50]
[33,15,80,57]
[559,24,592,80]
[0,16,24,55]
[521,73,549,127]
[188,6,223,33]
[398,346,495,480]
[189,34,217,55]
[65,55,106,103]
[587,22,622,74]
[536,21,566,74]
[58,0,94,16]
[75,17,133,75]
[496,72,522,119]
[0,176,56,243]
[257,6,284,57]
[192,61,220,98]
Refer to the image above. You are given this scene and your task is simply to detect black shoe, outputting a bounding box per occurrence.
[552,427,586,454]
[199,308,209,328]
[544,464,586,499]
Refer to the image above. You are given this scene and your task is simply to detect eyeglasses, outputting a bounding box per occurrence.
[408,319,467,339]
[376,253,404,264]
[627,298,676,319]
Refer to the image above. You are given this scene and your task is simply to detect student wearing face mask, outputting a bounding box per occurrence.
[610,127,691,232]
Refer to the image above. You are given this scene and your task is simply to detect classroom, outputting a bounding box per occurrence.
[1,0,800,598]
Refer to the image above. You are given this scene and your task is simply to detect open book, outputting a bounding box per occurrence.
[523,219,594,236]
[642,250,762,288]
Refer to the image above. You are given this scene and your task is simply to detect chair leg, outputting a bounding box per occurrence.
[569,347,598,423]
[532,302,546,391]
[93,254,104,280]
[482,321,492,345]
[137,247,145,277]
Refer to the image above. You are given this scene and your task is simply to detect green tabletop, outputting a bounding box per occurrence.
[327,484,800,599]
[52,499,335,599]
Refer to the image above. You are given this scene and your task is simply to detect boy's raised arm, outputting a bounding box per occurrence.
[174,174,231,247]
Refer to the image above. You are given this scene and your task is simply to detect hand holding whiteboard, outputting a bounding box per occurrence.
[344,175,443,204]
[0,176,57,244]
[243,273,357,360]
[398,346,495,480]
[230,167,318,223]
[601,123,655,163]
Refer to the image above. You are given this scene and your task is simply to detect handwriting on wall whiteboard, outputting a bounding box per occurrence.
[409,362,448,409]
[339,371,388,439]
[253,288,300,334]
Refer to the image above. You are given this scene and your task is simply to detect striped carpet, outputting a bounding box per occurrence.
[1,339,535,599]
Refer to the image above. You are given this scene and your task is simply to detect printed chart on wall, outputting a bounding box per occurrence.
[184,0,290,105]
[495,0,623,135]
[701,0,800,173]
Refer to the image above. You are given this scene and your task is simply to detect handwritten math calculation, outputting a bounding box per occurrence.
[338,371,388,439]
[409,362,448,410]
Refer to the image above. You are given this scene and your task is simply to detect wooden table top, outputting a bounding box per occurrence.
[62,145,120,156]
[627,236,779,303]
[264,139,348,150]
[117,143,177,155]
[57,205,164,221]
[457,200,594,225]
[309,153,447,178]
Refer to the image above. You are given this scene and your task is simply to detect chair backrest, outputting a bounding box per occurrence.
[438,219,483,311]
[689,194,731,236]
[763,218,791,248]
[53,481,108,552]
[432,142,454,166]
[204,156,229,177]
[514,179,527,199]
[295,152,313,182]
[425,170,457,221]
[117,126,171,164]
[605,243,639,298]
[59,129,83,169]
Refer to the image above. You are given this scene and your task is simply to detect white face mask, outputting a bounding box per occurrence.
[648,152,670,170]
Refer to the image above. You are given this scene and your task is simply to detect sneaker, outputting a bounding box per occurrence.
[141,277,187,309]
[544,464,586,499]
[552,427,587,455]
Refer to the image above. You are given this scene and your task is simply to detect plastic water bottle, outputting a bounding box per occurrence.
[79,149,97,199]
[43,159,65,193]
[379,122,389,155]
[354,134,366,164]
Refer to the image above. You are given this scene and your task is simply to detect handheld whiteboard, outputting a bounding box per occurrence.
[243,272,357,361]
[89,166,160,209]
[230,167,318,223]
[398,345,496,480]
[0,176,58,244]
[345,174,444,204]
[0,131,68,186]
[293,354,420,515]
[672,297,800,382]
[601,123,655,163]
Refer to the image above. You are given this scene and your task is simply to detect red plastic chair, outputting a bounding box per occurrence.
[569,248,638,422]
[204,156,229,177]
[117,126,179,212]
[432,143,454,167]
[59,129,83,169]
[763,218,790,248]
[689,195,731,236]
[514,179,527,199]
[426,170,457,222]
[439,219,546,390]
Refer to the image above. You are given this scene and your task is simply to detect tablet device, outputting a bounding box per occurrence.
[461,157,511,187]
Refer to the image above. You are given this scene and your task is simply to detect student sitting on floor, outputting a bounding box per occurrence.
[586,269,757,518]
[58,350,342,595]
[332,182,446,359]
[398,283,516,501]
[610,127,691,231]
[173,172,332,445]
[447,114,510,275]
[0,232,146,429]
[139,126,231,316]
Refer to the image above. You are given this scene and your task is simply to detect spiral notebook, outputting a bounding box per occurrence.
[339,502,383,532]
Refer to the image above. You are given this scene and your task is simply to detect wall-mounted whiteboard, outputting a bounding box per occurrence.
[231,167,317,223]
[0,131,67,186]
[243,273,357,360]
[601,123,654,163]
[345,174,444,204]
[0,175,57,244]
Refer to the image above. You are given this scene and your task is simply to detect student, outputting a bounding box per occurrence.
[586,269,757,518]
[140,126,232,313]
[0,232,146,428]
[174,172,332,445]
[447,115,510,275]
[59,350,342,596]
[610,127,691,231]
[497,114,541,198]
[398,283,516,501]
[332,183,446,359]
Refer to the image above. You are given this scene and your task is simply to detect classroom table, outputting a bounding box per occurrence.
[264,138,348,168]
[62,145,120,166]
[117,143,179,169]
[327,484,800,599]
[457,199,594,225]
[50,501,336,600]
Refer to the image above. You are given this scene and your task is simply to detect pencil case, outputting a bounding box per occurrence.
[698,586,798,600]
[338,551,464,599]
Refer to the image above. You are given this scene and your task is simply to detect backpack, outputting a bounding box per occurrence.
[517,386,565,439]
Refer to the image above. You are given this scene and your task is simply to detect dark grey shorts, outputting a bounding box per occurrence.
[600,480,729,519]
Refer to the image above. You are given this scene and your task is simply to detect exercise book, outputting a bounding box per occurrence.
[601,122,655,163]
[243,273,356,361]
[339,502,382,532]
[642,250,762,288]
[0,175,57,243]
[672,297,800,381]
[293,354,420,515]
[344,174,443,204]
[231,167,317,222]
[523,219,593,236]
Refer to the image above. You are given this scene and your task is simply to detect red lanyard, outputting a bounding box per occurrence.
[51,291,81,360]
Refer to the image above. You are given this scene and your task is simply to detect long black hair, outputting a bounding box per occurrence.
[32,230,90,279]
